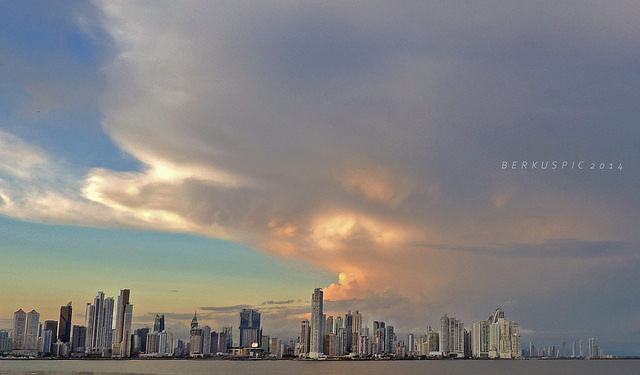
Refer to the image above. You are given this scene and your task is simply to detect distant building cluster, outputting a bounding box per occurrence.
[0,287,606,359]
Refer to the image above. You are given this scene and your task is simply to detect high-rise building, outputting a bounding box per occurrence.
[189,312,203,356]
[71,325,86,355]
[472,308,521,359]
[407,333,415,355]
[12,309,27,351]
[85,291,114,356]
[373,321,385,354]
[300,319,310,356]
[344,311,353,353]
[385,325,395,355]
[43,320,58,353]
[336,327,347,355]
[218,330,229,353]
[588,338,596,358]
[471,320,490,358]
[0,330,11,353]
[309,288,323,358]
[190,332,203,355]
[222,327,233,348]
[39,328,53,355]
[202,326,211,355]
[210,331,219,354]
[271,337,279,356]
[440,314,465,358]
[158,330,172,355]
[352,310,362,354]
[133,327,149,355]
[239,309,261,348]
[153,314,165,333]
[58,302,72,344]
[25,310,40,352]
[112,289,133,357]
[146,332,160,354]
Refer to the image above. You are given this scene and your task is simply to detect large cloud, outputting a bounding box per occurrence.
[2,0,639,351]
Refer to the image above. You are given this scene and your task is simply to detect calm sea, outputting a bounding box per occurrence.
[1,359,638,375]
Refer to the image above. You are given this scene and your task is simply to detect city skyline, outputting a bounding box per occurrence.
[1,0,639,357]
[0,287,610,359]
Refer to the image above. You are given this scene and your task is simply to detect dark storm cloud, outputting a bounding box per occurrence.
[85,2,640,350]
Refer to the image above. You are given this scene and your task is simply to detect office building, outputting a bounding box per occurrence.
[58,302,72,344]
[239,309,261,348]
[71,325,86,355]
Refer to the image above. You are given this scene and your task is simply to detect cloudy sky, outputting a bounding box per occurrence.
[1,0,639,354]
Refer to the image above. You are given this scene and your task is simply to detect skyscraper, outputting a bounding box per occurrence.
[112,289,133,357]
[309,288,323,358]
[440,314,464,358]
[352,310,362,354]
[0,330,11,354]
[153,314,165,333]
[385,325,395,356]
[202,326,211,355]
[189,313,203,356]
[12,309,26,351]
[85,291,114,356]
[373,321,385,354]
[239,309,261,348]
[344,311,353,353]
[43,320,58,352]
[222,326,233,349]
[300,319,310,356]
[58,302,72,344]
[71,325,86,355]
[25,310,40,353]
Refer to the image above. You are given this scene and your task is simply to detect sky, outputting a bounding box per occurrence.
[1,0,639,355]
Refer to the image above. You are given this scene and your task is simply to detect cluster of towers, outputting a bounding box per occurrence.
[297,289,524,360]
[1,289,132,358]
[299,288,400,359]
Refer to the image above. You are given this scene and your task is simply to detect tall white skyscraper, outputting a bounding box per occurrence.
[309,288,323,358]
[85,291,115,356]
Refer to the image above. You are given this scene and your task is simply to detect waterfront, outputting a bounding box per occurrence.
[1,359,640,375]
